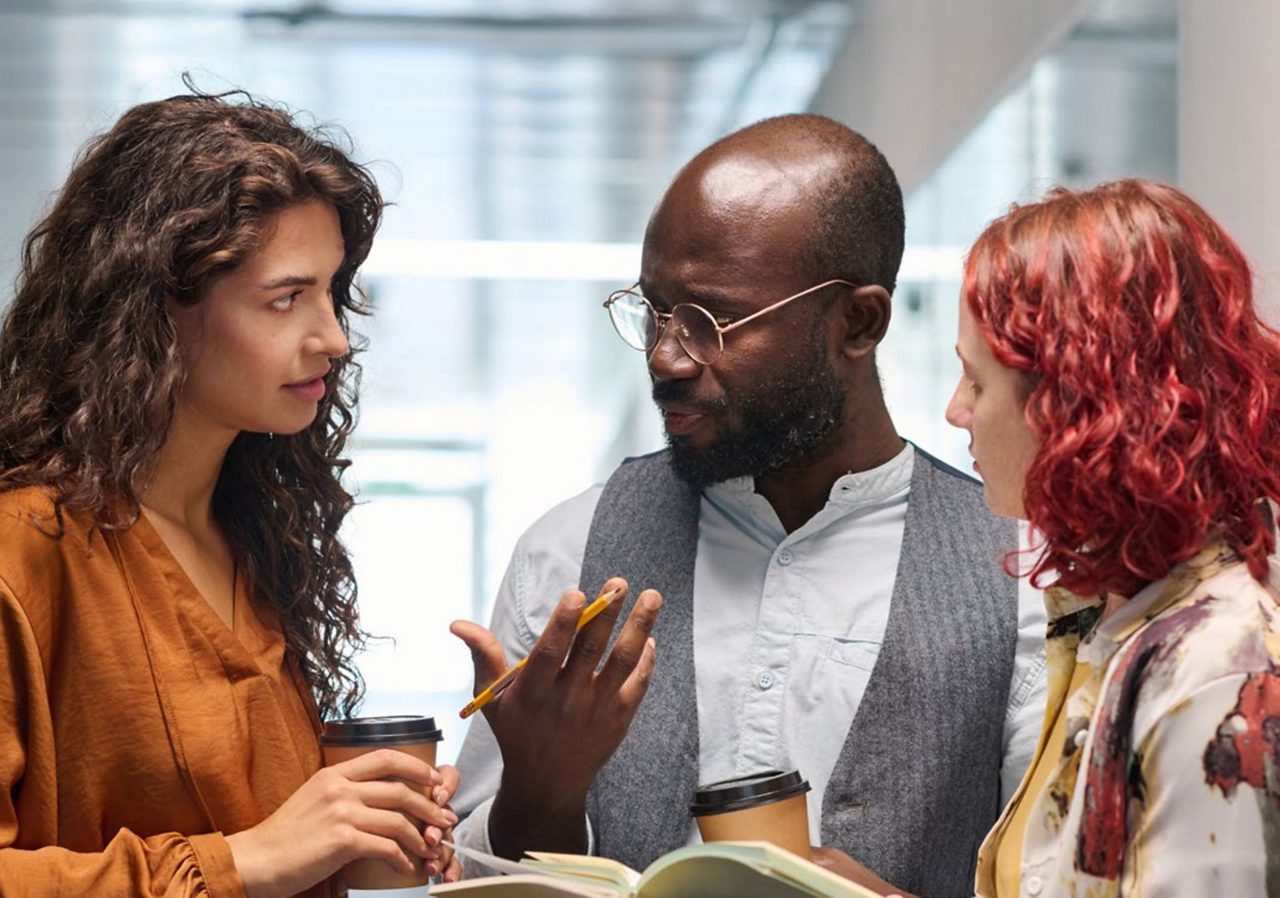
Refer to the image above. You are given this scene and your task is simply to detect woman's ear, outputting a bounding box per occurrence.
[839,284,892,360]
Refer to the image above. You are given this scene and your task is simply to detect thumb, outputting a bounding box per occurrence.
[449,620,510,693]
[434,764,461,805]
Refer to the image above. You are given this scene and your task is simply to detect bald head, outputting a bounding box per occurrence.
[648,114,905,294]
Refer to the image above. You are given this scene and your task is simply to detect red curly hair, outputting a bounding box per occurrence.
[964,179,1280,597]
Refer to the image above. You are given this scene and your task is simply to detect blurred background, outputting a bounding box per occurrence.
[1,0,1273,761]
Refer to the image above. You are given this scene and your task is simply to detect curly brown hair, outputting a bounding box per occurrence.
[1,86,383,719]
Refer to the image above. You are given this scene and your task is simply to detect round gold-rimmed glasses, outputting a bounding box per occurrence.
[602,279,855,365]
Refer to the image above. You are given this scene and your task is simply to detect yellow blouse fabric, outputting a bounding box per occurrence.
[994,656,1094,898]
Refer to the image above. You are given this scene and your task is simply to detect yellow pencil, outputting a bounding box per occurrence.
[458,584,624,719]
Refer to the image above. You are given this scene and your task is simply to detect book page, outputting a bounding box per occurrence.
[432,873,619,898]
[639,856,828,898]
[636,842,879,898]
[522,851,644,891]
[444,841,544,878]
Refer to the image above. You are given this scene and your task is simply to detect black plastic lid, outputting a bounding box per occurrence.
[689,769,811,817]
[321,715,443,745]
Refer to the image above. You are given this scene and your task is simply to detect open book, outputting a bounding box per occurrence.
[432,840,880,898]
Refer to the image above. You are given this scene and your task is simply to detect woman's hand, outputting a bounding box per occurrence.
[226,748,459,898]
[433,764,463,882]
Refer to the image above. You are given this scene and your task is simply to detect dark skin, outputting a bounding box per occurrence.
[640,141,904,534]
[450,578,662,858]
[454,131,914,895]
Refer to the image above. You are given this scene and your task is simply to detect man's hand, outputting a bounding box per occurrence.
[809,847,917,898]
[450,577,661,859]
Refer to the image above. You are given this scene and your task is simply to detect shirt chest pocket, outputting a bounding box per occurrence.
[825,634,883,672]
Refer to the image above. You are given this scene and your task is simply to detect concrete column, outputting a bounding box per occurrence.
[810,0,1091,195]
[1179,1,1280,323]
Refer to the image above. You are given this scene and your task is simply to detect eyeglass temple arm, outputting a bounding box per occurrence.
[603,282,643,308]
[718,279,855,335]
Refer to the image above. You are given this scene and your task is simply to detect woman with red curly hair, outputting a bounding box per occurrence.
[948,179,1280,897]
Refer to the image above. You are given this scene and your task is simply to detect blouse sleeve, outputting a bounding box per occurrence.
[0,833,245,898]
[1122,672,1277,896]
[0,587,247,898]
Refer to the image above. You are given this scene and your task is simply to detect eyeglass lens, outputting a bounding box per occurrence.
[669,305,721,364]
[608,291,724,364]
[608,293,657,352]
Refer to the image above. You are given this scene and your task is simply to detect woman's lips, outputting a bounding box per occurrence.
[283,377,326,402]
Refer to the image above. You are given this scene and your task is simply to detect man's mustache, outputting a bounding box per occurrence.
[651,381,728,415]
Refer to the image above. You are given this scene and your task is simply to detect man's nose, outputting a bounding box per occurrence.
[647,320,700,382]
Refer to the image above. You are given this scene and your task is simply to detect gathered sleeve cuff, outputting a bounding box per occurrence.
[0,830,248,898]
[186,832,248,898]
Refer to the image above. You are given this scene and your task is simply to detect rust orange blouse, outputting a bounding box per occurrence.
[0,487,332,897]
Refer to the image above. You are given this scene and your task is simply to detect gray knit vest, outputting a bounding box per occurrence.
[580,446,1018,898]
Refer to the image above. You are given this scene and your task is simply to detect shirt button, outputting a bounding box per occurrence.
[777,549,794,566]
[756,670,775,689]
[1025,874,1044,895]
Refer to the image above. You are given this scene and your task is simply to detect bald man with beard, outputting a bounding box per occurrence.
[451,114,1046,898]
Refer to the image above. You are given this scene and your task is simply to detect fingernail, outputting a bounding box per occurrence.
[434,787,449,804]
[445,810,459,825]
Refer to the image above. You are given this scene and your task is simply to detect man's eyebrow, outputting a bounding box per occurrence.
[639,281,744,313]
[686,287,742,309]
[258,274,317,291]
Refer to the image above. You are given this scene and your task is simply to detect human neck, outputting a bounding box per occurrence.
[142,408,236,534]
[753,401,904,535]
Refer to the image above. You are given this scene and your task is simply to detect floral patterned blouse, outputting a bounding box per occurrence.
[975,534,1280,898]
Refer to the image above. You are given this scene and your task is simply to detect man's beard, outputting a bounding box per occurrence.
[656,347,847,489]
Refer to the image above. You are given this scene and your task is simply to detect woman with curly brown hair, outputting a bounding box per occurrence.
[0,90,459,897]
[947,179,1280,897]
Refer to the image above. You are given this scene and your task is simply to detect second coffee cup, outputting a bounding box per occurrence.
[689,769,812,859]
[321,714,444,890]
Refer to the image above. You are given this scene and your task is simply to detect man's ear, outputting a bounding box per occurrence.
[839,285,892,359]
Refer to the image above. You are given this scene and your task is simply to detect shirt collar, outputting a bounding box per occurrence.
[707,442,914,508]
[1088,537,1237,644]
[1046,536,1240,665]
[827,442,915,506]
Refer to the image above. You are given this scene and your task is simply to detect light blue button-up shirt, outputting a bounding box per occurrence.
[454,445,1047,857]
